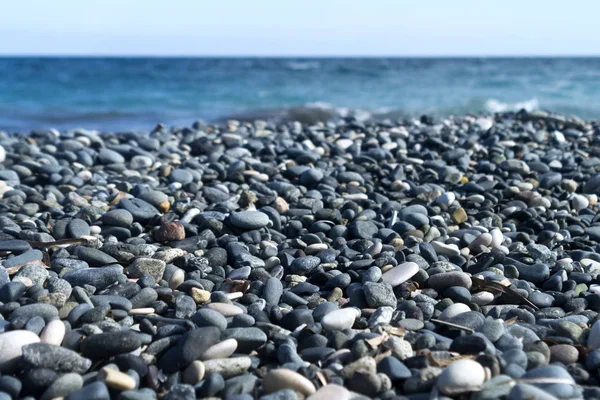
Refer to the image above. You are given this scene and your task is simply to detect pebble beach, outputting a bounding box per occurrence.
[0,109,599,399]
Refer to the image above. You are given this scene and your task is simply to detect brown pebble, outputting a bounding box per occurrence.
[154,221,185,242]
[549,344,579,364]
[157,200,170,213]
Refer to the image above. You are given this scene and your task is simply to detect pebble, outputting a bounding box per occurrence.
[437,359,488,395]
[438,303,471,321]
[0,111,595,398]
[230,211,270,230]
[101,209,134,227]
[128,258,166,281]
[307,384,350,400]
[21,342,92,374]
[39,319,66,346]
[262,368,316,396]
[428,271,472,291]
[202,338,238,360]
[205,302,243,317]
[98,366,137,391]
[381,262,419,286]
[0,330,40,372]
[203,357,252,378]
[40,373,83,400]
[321,308,359,331]
[183,361,205,384]
[80,330,142,359]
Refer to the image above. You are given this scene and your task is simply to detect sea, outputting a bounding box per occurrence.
[1,57,599,132]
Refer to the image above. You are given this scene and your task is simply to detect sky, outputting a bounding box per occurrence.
[1,1,599,56]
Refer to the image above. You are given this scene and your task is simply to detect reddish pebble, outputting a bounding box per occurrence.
[154,221,185,242]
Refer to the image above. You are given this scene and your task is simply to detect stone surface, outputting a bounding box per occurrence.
[0,330,40,372]
[262,368,316,396]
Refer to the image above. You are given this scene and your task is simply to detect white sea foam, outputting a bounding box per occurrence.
[285,61,321,71]
[484,97,539,113]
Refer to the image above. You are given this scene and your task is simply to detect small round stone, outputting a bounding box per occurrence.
[437,359,487,395]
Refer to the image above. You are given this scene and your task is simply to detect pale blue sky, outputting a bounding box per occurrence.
[1,0,599,56]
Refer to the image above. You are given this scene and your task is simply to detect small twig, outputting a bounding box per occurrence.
[471,276,540,311]
[23,238,95,248]
[430,318,475,334]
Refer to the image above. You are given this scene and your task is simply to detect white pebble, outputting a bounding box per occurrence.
[471,291,495,306]
[490,228,504,248]
[439,303,471,321]
[437,359,487,395]
[40,320,66,346]
[0,330,40,372]
[321,308,359,331]
[381,262,420,287]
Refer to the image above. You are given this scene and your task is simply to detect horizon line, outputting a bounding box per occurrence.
[1,54,600,59]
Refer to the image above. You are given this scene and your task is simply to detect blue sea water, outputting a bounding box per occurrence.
[1,57,600,131]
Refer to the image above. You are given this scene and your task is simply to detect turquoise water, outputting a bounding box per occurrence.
[1,57,600,131]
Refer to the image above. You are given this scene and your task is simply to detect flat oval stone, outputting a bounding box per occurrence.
[75,247,118,267]
[230,211,270,230]
[262,368,316,396]
[63,266,122,290]
[201,339,238,360]
[98,148,125,164]
[80,330,142,359]
[101,209,134,227]
[170,168,193,184]
[382,262,419,287]
[119,198,159,223]
[0,239,31,253]
[428,271,472,291]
